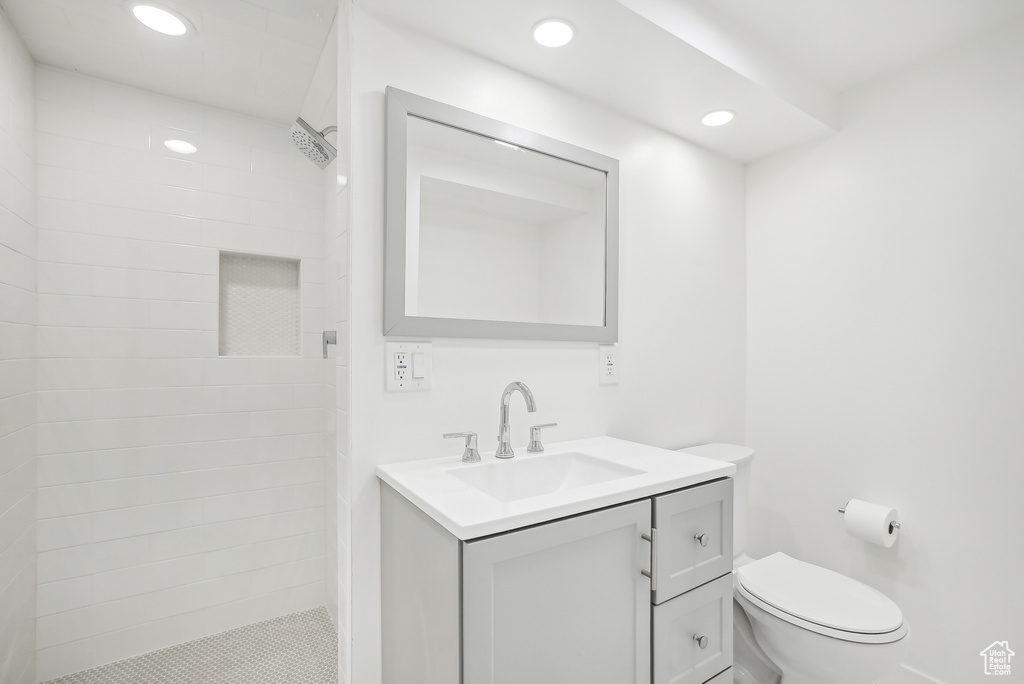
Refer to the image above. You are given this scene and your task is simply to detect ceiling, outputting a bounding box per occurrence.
[0,0,337,124]
[2,0,1022,162]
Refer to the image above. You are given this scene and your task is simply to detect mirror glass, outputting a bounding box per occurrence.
[385,87,618,341]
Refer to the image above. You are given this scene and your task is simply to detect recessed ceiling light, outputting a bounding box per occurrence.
[701,110,735,127]
[164,139,197,154]
[533,19,574,47]
[130,3,194,37]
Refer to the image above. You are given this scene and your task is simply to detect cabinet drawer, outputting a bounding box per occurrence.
[652,478,732,604]
[652,574,733,684]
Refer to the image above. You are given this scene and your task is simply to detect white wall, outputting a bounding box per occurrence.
[746,20,1024,684]
[0,7,37,684]
[347,10,747,683]
[33,67,328,680]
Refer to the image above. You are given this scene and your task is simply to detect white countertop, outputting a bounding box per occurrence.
[376,436,735,540]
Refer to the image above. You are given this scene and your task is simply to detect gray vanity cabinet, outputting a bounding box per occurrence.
[463,499,651,684]
[381,477,733,684]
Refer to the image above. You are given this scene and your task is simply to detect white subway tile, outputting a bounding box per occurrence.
[35,67,94,108]
[249,506,324,543]
[37,450,94,485]
[203,531,321,578]
[149,155,203,191]
[91,387,204,420]
[93,500,203,542]
[249,555,324,596]
[37,478,151,519]
[91,268,212,303]
[89,329,215,359]
[92,555,205,603]
[37,593,152,649]
[37,513,93,552]
[150,466,252,504]
[203,482,323,524]
[37,262,93,296]
[36,576,93,617]
[38,536,151,584]
[0,322,34,362]
[34,639,93,683]
[199,190,250,224]
[248,199,323,232]
[147,300,218,331]
[150,518,251,561]
[149,573,251,620]
[250,457,323,490]
[92,443,203,481]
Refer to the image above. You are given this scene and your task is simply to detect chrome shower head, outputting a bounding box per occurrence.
[290,117,337,169]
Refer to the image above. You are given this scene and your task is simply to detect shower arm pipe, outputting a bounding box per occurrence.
[320,125,338,137]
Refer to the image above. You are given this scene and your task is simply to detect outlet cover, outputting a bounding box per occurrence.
[386,341,432,392]
[598,344,619,385]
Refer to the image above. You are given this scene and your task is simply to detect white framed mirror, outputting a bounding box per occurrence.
[384,87,619,341]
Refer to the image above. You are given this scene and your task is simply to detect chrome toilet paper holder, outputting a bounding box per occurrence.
[838,502,901,531]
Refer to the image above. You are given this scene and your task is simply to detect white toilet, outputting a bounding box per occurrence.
[678,444,909,684]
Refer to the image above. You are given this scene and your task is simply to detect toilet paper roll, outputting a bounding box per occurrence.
[843,499,900,547]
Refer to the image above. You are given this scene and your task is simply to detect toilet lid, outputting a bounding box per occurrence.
[736,552,904,635]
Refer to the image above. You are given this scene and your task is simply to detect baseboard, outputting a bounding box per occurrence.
[877,663,947,684]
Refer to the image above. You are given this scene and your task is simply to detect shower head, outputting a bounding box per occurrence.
[290,117,337,169]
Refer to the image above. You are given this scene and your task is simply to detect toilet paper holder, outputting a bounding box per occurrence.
[838,502,901,531]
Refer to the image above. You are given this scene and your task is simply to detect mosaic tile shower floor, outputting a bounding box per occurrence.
[43,606,338,684]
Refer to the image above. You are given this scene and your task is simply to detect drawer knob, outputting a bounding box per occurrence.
[694,533,709,547]
[693,634,709,649]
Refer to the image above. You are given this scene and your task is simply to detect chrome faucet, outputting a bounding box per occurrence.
[496,381,536,459]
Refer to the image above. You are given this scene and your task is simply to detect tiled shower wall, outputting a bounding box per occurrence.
[0,8,37,684]
[33,66,328,680]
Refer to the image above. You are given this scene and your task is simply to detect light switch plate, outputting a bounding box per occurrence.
[386,341,432,392]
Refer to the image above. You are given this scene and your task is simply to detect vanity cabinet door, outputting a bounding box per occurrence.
[652,574,733,684]
[652,478,733,604]
[462,499,651,684]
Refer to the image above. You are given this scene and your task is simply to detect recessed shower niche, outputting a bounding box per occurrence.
[218,251,301,357]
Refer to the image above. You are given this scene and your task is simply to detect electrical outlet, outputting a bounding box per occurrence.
[598,344,619,385]
[386,342,432,392]
[394,352,408,381]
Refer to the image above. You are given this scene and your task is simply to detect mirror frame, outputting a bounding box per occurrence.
[384,86,619,342]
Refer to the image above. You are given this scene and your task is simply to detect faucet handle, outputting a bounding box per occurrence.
[444,432,481,463]
[527,423,557,453]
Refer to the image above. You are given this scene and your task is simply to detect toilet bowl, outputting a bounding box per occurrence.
[678,444,909,684]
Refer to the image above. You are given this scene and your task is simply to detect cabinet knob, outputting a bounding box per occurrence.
[693,634,709,649]
[694,533,709,547]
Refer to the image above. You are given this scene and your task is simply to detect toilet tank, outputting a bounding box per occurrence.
[677,443,754,562]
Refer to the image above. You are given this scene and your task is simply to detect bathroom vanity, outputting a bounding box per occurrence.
[378,437,735,684]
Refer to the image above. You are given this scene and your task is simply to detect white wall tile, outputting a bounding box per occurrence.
[92,555,205,603]
[92,500,204,541]
[36,576,93,617]
[0,13,35,684]
[150,519,252,561]
[32,67,328,671]
[37,514,93,552]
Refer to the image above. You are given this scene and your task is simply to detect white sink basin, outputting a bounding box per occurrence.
[377,436,736,539]
[447,451,645,502]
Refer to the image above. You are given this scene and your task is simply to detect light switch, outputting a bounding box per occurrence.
[386,341,432,392]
